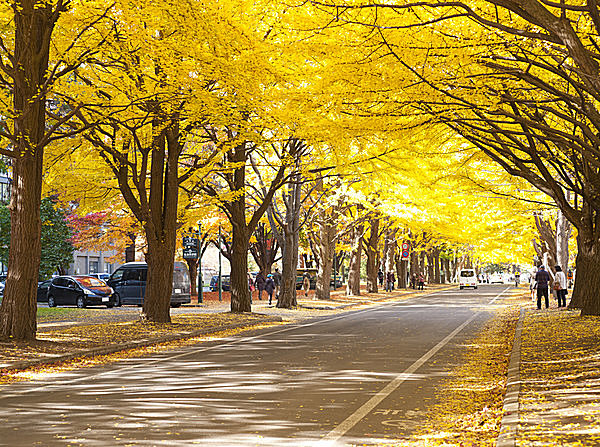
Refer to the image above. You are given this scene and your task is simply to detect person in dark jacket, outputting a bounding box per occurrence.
[273,268,282,300]
[265,274,275,305]
[378,269,384,287]
[535,265,552,309]
[255,271,266,301]
[385,271,394,292]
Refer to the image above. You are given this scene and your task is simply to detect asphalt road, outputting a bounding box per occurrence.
[1,285,512,446]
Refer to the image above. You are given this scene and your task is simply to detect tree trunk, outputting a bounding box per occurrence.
[144,237,174,323]
[556,209,570,273]
[385,228,396,280]
[0,157,43,340]
[125,232,136,262]
[569,233,600,315]
[396,255,407,288]
[365,217,380,293]
[277,224,298,308]
[0,2,56,340]
[419,251,426,277]
[426,250,434,283]
[346,224,363,296]
[443,258,451,283]
[141,120,180,323]
[230,199,251,312]
[230,229,251,312]
[409,250,417,286]
[316,215,336,300]
[433,248,441,283]
[186,258,198,295]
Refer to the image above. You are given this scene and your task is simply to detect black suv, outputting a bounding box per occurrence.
[47,276,115,308]
[107,262,191,307]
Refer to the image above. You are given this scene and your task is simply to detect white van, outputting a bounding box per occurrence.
[459,269,478,290]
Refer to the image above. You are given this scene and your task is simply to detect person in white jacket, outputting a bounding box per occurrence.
[554,265,568,307]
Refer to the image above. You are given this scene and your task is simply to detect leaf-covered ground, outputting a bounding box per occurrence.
[519,308,600,445]
[0,312,280,384]
[404,305,520,446]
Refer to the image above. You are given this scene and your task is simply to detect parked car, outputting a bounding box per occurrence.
[107,261,191,308]
[209,275,230,291]
[47,275,115,308]
[89,273,111,282]
[36,279,52,302]
[458,268,478,290]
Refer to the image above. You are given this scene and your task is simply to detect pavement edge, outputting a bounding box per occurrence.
[496,306,525,447]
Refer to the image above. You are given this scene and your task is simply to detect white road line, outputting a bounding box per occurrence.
[316,286,510,446]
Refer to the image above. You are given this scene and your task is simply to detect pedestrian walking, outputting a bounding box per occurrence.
[385,271,393,292]
[273,268,282,300]
[248,273,255,292]
[535,265,551,309]
[553,265,568,307]
[255,271,266,301]
[410,273,417,289]
[417,273,425,290]
[378,269,384,287]
[265,274,275,305]
[302,272,311,298]
[529,269,537,302]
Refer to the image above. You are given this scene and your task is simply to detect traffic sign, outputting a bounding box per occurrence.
[401,241,410,260]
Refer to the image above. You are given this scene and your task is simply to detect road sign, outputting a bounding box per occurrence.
[183,235,199,259]
[401,241,410,261]
[183,246,199,260]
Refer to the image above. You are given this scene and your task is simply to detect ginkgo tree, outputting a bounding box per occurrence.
[0,0,114,340]
[300,0,600,314]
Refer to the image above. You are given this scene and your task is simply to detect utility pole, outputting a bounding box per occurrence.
[218,225,222,302]
[198,222,203,304]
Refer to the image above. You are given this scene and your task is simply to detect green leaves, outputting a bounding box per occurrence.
[0,197,74,280]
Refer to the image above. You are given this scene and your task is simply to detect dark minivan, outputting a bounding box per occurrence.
[107,262,191,308]
[47,275,115,308]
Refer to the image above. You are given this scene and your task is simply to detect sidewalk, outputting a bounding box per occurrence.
[1,284,450,380]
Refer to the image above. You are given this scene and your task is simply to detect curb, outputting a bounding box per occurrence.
[1,316,283,373]
[496,307,525,447]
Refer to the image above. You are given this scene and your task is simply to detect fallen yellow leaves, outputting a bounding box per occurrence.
[519,308,600,445]
[0,313,281,386]
[407,306,521,446]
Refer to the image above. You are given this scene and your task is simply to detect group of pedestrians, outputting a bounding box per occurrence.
[377,269,426,291]
[409,272,425,290]
[530,264,569,310]
[249,269,281,305]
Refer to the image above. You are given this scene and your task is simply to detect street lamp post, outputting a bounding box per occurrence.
[218,225,222,302]
[198,222,203,304]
